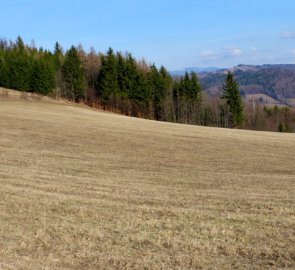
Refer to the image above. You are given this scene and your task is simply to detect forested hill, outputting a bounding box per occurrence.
[0,36,203,124]
[1,36,295,132]
[199,64,295,101]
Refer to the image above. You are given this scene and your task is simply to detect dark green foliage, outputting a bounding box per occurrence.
[96,50,168,118]
[96,48,118,103]
[277,122,291,132]
[135,70,152,104]
[149,65,164,120]
[278,122,284,132]
[52,42,64,98]
[0,37,56,94]
[62,46,85,102]
[54,42,63,66]
[123,54,139,101]
[53,42,64,76]
[221,72,244,127]
[30,59,55,94]
[8,46,32,91]
[188,72,202,100]
[116,52,128,99]
[172,72,203,124]
[0,49,9,88]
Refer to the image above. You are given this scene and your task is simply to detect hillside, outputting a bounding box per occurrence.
[199,64,295,106]
[2,37,294,130]
[170,66,222,76]
[0,98,295,269]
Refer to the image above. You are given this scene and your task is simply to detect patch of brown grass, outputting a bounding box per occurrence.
[0,100,294,269]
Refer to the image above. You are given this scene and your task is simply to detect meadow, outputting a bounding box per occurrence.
[0,96,294,269]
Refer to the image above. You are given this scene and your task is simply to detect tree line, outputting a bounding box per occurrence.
[0,36,294,132]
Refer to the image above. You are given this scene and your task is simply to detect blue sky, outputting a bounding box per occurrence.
[1,0,295,69]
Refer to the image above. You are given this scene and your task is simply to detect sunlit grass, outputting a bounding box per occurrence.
[0,99,294,269]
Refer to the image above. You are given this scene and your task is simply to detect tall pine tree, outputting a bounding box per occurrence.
[96,48,118,107]
[221,72,244,127]
[62,46,85,102]
[8,36,32,91]
[30,58,55,94]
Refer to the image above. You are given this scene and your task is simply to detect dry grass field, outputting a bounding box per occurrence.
[0,97,295,269]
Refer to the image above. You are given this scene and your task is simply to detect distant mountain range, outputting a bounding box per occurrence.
[179,64,295,107]
[169,67,223,76]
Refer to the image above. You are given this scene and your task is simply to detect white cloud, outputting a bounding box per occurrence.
[223,47,242,57]
[291,50,295,55]
[232,48,242,56]
[199,47,243,61]
[280,30,295,39]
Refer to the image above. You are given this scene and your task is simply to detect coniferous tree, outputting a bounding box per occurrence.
[8,37,33,91]
[124,53,138,102]
[0,48,9,88]
[149,65,162,120]
[96,48,118,108]
[148,65,172,120]
[15,36,25,51]
[30,58,55,94]
[172,72,202,124]
[133,68,152,117]
[1,35,292,132]
[116,52,128,98]
[221,72,244,127]
[62,46,85,102]
[188,72,202,101]
[53,42,64,98]
[159,66,173,121]
[187,72,203,124]
[115,52,130,113]
[172,80,180,122]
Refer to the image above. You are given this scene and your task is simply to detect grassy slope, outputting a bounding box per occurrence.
[0,99,294,269]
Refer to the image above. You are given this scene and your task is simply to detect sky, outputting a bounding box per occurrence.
[1,0,295,70]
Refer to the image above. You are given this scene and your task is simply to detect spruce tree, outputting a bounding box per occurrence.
[221,72,244,127]
[6,37,33,91]
[96,48,118,105]
[30,59,55,94]
[0,49,9,88]
[62,46,85,102]
[188,72,203,124]
[172,80,180,122]
[149,65,162,120]
[15,36,25,52]
[116,52,128,99]
[53,42,63,69]
[53,42,64,98]
[134,69,151,107]
[188,72,202,101]
[124,53,138,101]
